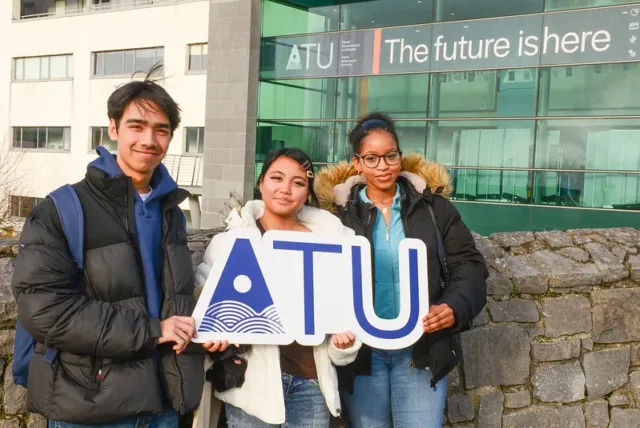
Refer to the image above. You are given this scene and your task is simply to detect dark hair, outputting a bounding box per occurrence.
[107,63,181,135]
[257,148,320,208]
[348,111,400,155]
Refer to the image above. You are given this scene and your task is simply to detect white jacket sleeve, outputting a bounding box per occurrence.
[195,233,228,288]
[326,336,362,366]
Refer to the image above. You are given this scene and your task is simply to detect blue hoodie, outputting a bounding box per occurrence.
[90,146,179,320]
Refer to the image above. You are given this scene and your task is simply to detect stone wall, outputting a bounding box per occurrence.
[0,227,639,428]
[447,228,640,428]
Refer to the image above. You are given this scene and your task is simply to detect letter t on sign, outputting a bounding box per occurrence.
[272,241,343,335]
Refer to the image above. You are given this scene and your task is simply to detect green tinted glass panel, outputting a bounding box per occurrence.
[257,121,338,164]
[336,74,430,119]
[534,171,640,209]
[258,79,337,120]
[434,0,543,22]
[449,168,531,203]
[535,118,640,170]
[545,0,639,11]
[453,201,640,235]
[340,0,434,30]
[540,63,640,117]
[429,69,538,118]
[426,120,535,168]
[262,0,339,37]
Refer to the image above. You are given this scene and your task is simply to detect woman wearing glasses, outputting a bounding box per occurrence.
[314,112,488,428]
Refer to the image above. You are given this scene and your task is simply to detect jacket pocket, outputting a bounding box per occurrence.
[58,352,101,392]
[421,334,461,388]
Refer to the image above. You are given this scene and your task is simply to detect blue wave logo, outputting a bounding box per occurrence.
[198,238,286,335]
[200,301,285,334]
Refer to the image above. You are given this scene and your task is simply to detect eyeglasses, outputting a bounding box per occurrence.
[356,151,402,168]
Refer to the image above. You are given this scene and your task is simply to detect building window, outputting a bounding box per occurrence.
[188,43,208,71]
[92,47,164,77]
[10,195,44,218]
[12,127,71,150]
[19,0,83,19]
[90,127,117,152]
[13,55,73,81]
[185,127,204,154]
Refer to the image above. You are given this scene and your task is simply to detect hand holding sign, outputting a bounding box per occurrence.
[158,316,197,354]
[423,304,456,333]
[332,331,356,350]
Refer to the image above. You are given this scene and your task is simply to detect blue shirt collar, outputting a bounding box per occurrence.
[358,183,401,209]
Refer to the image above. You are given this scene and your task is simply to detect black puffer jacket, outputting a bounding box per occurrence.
[11,166,204,423]
[315,154,488,390]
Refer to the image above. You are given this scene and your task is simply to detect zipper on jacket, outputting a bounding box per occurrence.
[162,208,187,415]
[427,335,438,390]
[92,358,103,389]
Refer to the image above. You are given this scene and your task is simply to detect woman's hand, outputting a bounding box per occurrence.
[202,340,229,353]
[332,331,356,349]
[423,304,455,333]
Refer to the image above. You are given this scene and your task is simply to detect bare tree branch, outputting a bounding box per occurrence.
[218,191,244,222]
[0,148,27,236]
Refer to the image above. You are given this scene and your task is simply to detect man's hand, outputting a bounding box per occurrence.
[332,331,356,349]
[423,304,455,333]
[158,316,197,354]
[202,341,230,353]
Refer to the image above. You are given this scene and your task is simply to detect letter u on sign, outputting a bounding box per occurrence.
[191,228,429,350]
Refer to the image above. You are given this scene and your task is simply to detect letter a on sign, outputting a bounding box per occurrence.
[286,45,302,70]
[192,228,429,349]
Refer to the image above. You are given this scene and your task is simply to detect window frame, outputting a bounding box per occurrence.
[11,127,71,152]
[89,126,118,153]
[183,126,205,155]
[9,195,45,218]
[186,43,208,73]
[12,54,73,82]
[91,47,165,78]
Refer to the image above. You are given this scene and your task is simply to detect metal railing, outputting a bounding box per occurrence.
[16,0,204,20]
[163,154,203,189]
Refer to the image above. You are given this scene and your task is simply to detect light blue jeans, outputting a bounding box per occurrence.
[342,349,447,428]
[225,373,331,427]
[48,408,178,428]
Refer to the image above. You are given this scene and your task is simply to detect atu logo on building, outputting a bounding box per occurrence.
[191,228,429,350]
[285,43,335,70]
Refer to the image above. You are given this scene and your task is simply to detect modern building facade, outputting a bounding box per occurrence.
[0,0,209,227]
[2,0,639,235]
[201,0,640,234]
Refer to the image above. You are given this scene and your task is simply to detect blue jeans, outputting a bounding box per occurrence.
[48,409,178,428]
[342,349,446,428]
[225,373,331,427]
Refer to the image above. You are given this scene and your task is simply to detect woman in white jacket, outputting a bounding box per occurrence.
[193,148,362,428]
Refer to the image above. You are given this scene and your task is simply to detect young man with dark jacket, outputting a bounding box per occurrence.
[11,70,214,427]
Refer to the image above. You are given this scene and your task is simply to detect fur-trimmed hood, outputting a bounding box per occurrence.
[314,153,453,212]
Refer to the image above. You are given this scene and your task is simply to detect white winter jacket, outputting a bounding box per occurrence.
[192,200,362,426]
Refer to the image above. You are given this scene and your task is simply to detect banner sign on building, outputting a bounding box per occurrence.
[191,229,429,350]
[260,4,640,79]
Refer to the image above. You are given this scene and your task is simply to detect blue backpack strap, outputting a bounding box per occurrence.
[43,184,84,364]
[12,184,84,385]
[49,184,84,271]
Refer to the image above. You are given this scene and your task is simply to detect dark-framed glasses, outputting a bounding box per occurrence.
[356,151,402,168]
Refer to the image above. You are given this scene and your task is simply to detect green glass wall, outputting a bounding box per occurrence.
[258,0,640,234]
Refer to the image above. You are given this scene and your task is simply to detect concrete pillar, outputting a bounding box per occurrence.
[201,0,261,228]
[188,195,201,230]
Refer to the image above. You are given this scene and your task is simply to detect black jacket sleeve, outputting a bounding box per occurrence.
[11,198,162,360]
[433,197,489,331]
